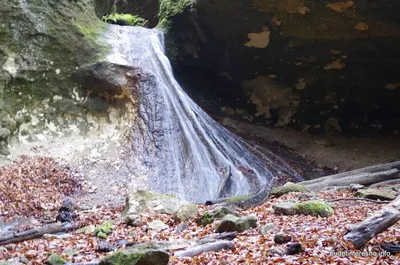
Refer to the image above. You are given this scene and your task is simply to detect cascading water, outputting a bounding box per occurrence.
[102,25,303,202]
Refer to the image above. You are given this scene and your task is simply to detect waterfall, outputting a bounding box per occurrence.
[102,25,303,202]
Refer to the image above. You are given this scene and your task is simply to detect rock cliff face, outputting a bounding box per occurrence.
[0,0,136,157]
[163,0,400,133]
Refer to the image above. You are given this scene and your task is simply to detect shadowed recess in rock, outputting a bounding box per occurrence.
[101,25,303,202]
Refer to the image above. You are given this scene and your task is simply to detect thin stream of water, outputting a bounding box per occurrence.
[102,25,303,202]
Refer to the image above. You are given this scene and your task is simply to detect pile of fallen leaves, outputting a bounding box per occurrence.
[0,156,399,264]
[1,189,399,264]
[0,156,81,221]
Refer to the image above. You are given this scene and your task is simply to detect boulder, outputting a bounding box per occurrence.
[356,189,396,201]
[216,214,257,233]
[293,200,334,217]
[99,248,169,265]
[175,204,199,222]
[270,182,309,197]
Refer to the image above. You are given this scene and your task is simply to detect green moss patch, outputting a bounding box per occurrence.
[157,0,193,30]
[102,13,148,27]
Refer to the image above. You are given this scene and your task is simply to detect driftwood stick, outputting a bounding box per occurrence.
[369,179,400,188]
[174,240,234,257]
[329,198,391,204]
[343,195,400,249]
[0,222,73,246]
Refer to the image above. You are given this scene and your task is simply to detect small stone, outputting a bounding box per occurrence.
[259,223,276,235]
[175,223,189,234]
[97,240,115,252]
[116,239,130,247]
[45,253,67,265]
[274,234,292,244]
[125,214,141,227]
[148,220,169,232]
[349,183,364,191]
[286,243,303,255]
[24,250,38,259]
[19,257,29,264]
[75,225,95,234]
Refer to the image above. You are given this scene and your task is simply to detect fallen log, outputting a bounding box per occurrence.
[301,168,400,192]
[343,195,400,249]
[301,161,400,185]
[0,222,73,246]
[329,198,391,204]
[174,240,234,257]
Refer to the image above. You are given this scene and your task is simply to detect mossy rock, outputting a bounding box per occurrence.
[216,214,257,233]
[273,200,334,217]
[99,248,169,265]
[157,0,194,30]
[94,221,114,238]
[102,13,148,27]
[196,206,240,227]
[293,200,334,217]
[270,182,309,197]
[45,254,67,265]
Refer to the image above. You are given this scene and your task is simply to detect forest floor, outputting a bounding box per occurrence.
[1,121,400,264]
[0,156,399,264]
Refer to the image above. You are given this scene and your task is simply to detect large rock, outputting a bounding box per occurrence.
[273,200,334,217]
[216,214,257,233]
[270,182,309,197]
[175,204,199,222]
[99,248,169,265]
[197,206,240,226]
[356,189,397,201]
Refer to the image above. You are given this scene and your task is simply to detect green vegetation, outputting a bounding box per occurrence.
[157,0,193,30]
[293,200,334,217]
[102,13,148,27]
[94,221,114,238]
